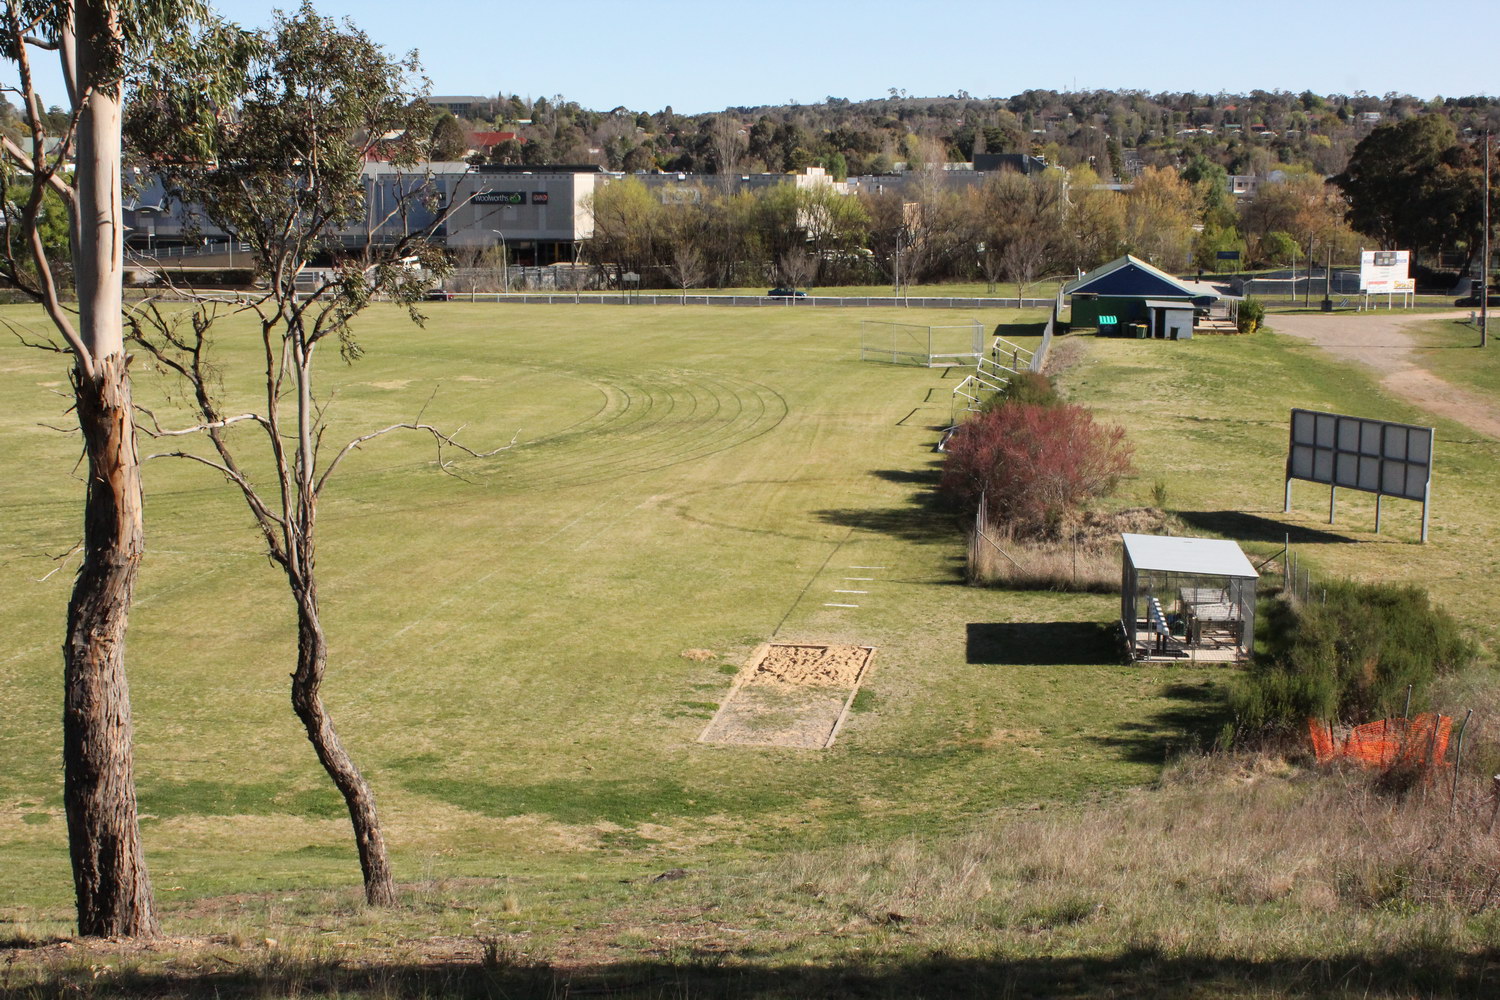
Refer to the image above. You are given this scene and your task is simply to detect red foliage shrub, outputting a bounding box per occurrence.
[940,402,1134,536]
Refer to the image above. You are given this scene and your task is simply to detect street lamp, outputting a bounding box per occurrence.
[499,234,510,294]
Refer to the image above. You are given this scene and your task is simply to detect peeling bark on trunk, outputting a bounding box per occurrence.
[63,352,158,938]
[291,583,397,907]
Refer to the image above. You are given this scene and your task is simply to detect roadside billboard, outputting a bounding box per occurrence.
[1360,250,1410,293]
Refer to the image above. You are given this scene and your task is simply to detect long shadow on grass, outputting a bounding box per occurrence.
[1087,678,1229,764]
[1176,509,1355,544]
[15,946,1497,999]
[966,622,1120,666]
[816,464,960,545]
[995,320,1047,338]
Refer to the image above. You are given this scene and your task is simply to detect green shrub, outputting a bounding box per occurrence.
[1229,581,1474,740]
[1237,296,1265,334]
[979,371,1061,412]
[154,267,258,288]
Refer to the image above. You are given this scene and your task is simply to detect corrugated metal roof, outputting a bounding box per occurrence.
[1121,533,1258,578]
[1064,254,1218,301]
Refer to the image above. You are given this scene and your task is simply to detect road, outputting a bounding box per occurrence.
[1269,310,1500,440]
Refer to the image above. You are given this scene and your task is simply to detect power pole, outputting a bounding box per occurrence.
[1482,131,1490,348]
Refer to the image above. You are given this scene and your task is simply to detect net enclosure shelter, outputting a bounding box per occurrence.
[1121,533,1258,662]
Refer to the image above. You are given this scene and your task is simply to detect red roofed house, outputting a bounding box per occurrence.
[468,131,526,157]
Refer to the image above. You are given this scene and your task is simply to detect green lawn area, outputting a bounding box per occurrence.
[1064,325,1500,647]
[2,303,1212,925]
[1404,314,1500,399]
[5,303,1500,996]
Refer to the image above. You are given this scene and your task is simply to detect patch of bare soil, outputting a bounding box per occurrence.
[1041,332,1087,378]
[699,644,875,749]
[1271,311,1500,440]
[746,644,871,689]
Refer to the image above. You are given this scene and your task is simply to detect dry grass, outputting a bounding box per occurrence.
[6,745,1500,997]
[729,743,1500,971]
[967,507,1174,591]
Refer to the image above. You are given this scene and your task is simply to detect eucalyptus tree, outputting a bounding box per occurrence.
[0,0,232,938]
[125,2,500,907]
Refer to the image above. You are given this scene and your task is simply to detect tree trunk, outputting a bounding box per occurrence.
[291,584,397,906]
[64,353,158,938]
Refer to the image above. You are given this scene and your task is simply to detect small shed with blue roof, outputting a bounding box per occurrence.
[1064,254,1223,339]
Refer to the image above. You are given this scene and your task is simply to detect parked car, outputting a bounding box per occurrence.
[766,287,806,297]
[1454,293,1500,307]
[424,288,454,301]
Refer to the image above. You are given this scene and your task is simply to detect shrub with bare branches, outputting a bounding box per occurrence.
[941,402,1133,538]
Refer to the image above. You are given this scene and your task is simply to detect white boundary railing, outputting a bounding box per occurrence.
[448,293,1057,309]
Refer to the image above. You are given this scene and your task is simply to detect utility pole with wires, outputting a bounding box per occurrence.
[1482,130,1490,348]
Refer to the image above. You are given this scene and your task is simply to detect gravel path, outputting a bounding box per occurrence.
[1270,311,1500,440]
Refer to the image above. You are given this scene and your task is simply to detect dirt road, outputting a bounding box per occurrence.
[1270,311,1500,439]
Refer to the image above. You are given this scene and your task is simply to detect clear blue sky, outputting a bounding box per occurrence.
[9,0,1498,114]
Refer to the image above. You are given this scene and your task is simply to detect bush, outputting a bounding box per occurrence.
[153,267,258,288]
[1236,296,1265,334]
[940,402,1133,538]
[979,370,1061,412]
[1229,581,1475,739]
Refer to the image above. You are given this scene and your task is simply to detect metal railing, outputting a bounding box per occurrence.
[128,239,252,261]
[440,292,1057,309]
[990,335,1035,373]
[1030,305,1059,374]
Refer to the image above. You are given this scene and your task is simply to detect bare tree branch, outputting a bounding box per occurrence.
[315,422,517,495]
[2,318,68,352]
[135,406,268,438]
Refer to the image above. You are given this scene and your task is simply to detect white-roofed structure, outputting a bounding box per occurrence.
[1120,533,1259,662]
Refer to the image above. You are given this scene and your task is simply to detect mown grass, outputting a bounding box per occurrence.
[4,302,1203,910]
[1405,315,1500,399]
[1063,324,1500,649]
[4,302,1499,997]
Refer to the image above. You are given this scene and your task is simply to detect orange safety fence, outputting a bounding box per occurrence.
[1307,714,1452,769]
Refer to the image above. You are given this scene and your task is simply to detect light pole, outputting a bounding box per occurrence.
[490,229,509,294]
[1482,130,1490,348]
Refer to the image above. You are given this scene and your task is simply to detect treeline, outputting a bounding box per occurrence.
[583,160,1357,291]
[446,88,1499,182]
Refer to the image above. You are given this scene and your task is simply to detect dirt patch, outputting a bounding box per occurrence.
[980,728,1044,748]
[1042,333,1088,378]
[1271,311,1500,440]
[745,643,871,689]
[679,648,716,661]
[367,379,412,390]
[699,644,875,749]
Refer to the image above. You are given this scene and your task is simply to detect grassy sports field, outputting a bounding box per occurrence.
[2,301,1498,995]
[1,303,1202,913]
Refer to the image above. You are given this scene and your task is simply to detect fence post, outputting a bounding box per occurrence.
[1451,709,1473,818]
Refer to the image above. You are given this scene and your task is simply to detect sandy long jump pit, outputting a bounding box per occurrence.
[699,643,876,749]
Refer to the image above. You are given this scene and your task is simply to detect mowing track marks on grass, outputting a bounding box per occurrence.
[485,365,789,493]
[0,365,789,553]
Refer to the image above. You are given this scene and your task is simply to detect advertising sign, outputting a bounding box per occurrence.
[1360,250,1410,292]
[474,190,526,205]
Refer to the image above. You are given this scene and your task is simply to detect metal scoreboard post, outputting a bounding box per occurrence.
[1284,408,1434,542]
